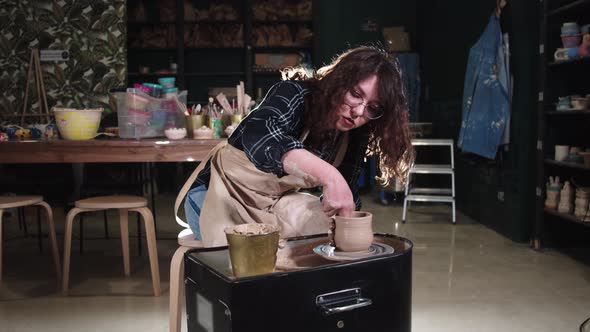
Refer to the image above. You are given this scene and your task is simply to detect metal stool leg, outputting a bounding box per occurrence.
[402,198,408,223]
[452,200,457,225]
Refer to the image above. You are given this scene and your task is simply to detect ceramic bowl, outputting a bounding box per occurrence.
[193,126,214,139]
[571,97,589,110]
[224,124,237,137]
[53,107,103,140]
[579,152,590,168]
[164,127,187,140]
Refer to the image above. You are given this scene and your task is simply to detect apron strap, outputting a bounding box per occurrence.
[300,128,349,168]
[332,132,349,168]
[174,141,227,228]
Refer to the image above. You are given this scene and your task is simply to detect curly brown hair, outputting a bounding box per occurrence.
[281,45,414,185]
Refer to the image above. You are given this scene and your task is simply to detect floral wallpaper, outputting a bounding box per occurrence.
[0,0,126,122]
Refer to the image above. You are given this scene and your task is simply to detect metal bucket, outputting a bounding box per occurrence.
[224,224,280,278]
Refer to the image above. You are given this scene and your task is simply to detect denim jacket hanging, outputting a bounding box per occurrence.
[458,15,510,159]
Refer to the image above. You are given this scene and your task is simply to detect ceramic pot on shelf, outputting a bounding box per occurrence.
[578,34,590,57]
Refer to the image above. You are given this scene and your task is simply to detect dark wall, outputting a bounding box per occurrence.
[418,0,539,242]
[314,0,417,66]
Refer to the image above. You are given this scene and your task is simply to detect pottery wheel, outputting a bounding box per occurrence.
[275,239,331,271]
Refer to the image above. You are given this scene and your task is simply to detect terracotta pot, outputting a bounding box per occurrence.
[578,152,590,168]
[332,211,373,252]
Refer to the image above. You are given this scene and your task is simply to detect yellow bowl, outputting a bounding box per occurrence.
[53,107,103,140]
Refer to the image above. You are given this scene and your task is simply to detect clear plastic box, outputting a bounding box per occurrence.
[114,88,187,139]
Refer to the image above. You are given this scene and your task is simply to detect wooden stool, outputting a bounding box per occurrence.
[169,228,203,332]
[0,196,61,285]
[62,195,160,296]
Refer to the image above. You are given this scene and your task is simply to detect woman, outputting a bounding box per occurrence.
[179,45,414,247]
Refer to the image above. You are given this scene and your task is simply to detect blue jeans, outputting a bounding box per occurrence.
[184,185,207,240]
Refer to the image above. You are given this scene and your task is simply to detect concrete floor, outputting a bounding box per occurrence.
[0,192,589,331]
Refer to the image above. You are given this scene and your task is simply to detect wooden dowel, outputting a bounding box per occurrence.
[33,50,44,122]
[34,50,50,123]
[21,49,34,126]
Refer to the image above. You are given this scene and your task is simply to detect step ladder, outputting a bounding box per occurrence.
[402,139,456,224]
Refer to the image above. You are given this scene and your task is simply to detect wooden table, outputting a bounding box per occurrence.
[0,138,224,250]
[0,138,225,163]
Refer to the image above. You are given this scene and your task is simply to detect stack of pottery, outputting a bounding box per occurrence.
[557,181,574,214]
[545,176,561,210]
[574,187,590,220]
[555,22,581,61]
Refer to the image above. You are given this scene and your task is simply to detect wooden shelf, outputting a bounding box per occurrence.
[128,47,177,52]
[128,21,175,25]
[536,0,590,249]
[253,46,311,52]
[184,20,242,24]
[126,0,313,102]
[128,72,178,77]
[546,110,590,115]
[184,47,244,51]
[253,19,312,24]
[549,0,590,16]
[544,208,590,227]
[252,71,281,76]
[547,56,590,67]
[184,72,245,77]
[545,159,590,171]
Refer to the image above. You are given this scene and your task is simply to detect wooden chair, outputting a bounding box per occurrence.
[62,195,160,296]
[0,196,61,285]
[169,228,203,332]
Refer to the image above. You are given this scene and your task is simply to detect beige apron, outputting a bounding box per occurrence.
[175,132,349,247]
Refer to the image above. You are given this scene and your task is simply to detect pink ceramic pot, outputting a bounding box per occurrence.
[561,34,582,48]
[578,34,590,57]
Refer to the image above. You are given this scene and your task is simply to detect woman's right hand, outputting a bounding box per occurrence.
[322,173,355,218]
[282,148,355,217]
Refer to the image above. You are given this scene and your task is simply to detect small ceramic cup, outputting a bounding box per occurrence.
[561,22,580,35]
[186,115,207,138]
[554,47,578,61]
[555,145,570,161]
[330,211,374,252]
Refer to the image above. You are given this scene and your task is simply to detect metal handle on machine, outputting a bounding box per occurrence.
[316,288,373,316]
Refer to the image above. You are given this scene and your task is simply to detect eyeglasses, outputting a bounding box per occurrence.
[343,89,384,120]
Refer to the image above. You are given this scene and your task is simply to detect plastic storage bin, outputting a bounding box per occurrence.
[114,89,187,139]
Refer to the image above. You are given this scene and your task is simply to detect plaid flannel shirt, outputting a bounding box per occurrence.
[191,80,368,209]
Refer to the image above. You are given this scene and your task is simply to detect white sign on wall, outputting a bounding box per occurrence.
[40,50,70,62]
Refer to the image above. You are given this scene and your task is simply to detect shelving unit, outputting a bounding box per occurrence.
[126,0,314,105]
[535,0,590,249]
